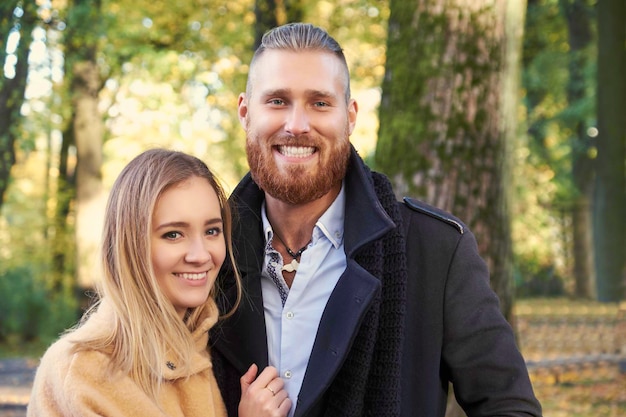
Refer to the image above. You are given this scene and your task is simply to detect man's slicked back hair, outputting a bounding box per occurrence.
[247,22,351,102]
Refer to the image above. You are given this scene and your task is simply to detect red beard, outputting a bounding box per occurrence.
[246,132,350,205]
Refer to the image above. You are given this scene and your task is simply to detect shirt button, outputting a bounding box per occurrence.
[286,311,294,319]
[271,261,278,267]
[284,370,292,379]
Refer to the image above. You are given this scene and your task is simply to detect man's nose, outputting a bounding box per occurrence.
[285,104,311,135]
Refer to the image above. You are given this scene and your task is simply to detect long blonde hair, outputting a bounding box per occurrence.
[72,149,241,401]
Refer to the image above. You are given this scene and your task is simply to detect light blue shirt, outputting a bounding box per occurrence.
[261,184,346,417]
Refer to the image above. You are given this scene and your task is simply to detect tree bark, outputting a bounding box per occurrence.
[253,0,304,49]
[376,0,524,322]
[0,1,37,208]
[572,199,594,297]
[593,0,626,302]
[50,122,75,293]
[254,0,279,49]
[560,0,595,299]
[72,60,105,290]
[65,0,105,291]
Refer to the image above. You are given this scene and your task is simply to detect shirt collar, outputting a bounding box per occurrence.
[262,181,345,249]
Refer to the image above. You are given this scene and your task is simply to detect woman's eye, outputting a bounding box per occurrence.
[207,227,223,236]
[163,231,181,240]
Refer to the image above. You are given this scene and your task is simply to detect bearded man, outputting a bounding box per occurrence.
[210,22,542,417]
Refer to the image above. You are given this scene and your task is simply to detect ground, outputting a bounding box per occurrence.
[0,358,36,417]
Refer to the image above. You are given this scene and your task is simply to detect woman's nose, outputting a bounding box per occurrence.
[184,237,211,264]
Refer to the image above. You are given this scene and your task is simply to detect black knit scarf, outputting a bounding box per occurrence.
[321,168,407,417]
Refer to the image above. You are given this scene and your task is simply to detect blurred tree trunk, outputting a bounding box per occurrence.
[593,0,625,302]
[0,1,37,208]
[254,0,279,49]
[377,0,525,324]
[64,0,106,293]
[253,0,304,49]
[561,0,595,299]
[50,122,75,293]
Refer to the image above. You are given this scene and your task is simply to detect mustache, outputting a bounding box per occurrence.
[271,133,319,146]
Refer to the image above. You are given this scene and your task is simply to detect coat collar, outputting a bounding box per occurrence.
[163,299,219,380]
[342,146,396,257]
[75,298,219,381]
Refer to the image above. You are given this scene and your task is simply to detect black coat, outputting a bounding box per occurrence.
[210,150,542,417]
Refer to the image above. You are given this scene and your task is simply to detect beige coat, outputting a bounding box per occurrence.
[27,299,227,417]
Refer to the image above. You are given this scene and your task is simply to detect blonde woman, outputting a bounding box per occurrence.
[28,149,291,417]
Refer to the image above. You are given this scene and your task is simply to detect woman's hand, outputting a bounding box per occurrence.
[239,364,292,417]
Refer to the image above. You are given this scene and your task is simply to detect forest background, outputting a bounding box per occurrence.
[0,0,625,414]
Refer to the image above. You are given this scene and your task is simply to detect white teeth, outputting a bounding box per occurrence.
[278,146,314,158]
[176,272,207,280]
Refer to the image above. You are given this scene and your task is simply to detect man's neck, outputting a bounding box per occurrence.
[265,183,341,246]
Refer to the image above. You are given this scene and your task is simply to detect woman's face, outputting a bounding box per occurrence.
[151,176,226,318]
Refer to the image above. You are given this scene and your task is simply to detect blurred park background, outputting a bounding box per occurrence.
[0,0,624,416]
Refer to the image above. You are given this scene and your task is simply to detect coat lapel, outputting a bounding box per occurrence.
[295,261,381,416]
[295,147,397,416]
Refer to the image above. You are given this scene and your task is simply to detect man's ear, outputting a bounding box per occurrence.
[347,98,358,135]
[237,93,248,128]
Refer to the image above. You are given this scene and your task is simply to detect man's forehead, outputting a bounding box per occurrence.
[249,50,348,93]
[253,49,342,70]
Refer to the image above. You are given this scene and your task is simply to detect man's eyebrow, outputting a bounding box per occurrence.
[305,89,336,100]
[261,88,291,98]
[261,88,337,100]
